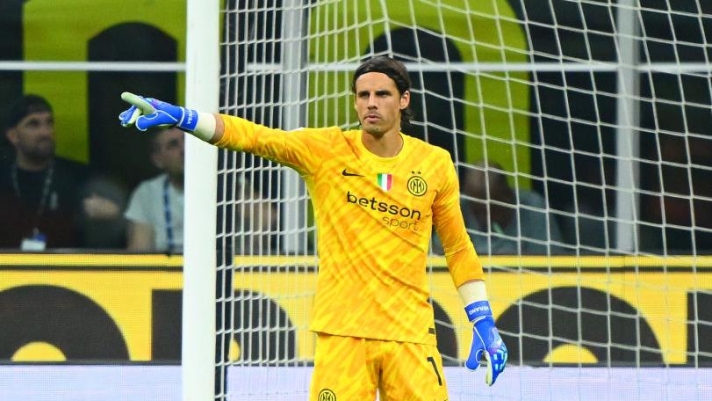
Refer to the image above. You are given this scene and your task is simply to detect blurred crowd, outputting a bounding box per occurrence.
[2,93,709,256]
[0,94,278,254]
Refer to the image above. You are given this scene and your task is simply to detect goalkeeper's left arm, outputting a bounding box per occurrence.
[459,279,508,386]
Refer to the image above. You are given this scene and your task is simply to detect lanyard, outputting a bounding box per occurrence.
[11,162,54,225]
[163,176,175,253]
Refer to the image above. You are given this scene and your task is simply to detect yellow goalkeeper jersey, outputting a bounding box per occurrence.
[216,115,484,345]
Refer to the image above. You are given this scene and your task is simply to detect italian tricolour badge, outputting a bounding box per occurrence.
[377,173,392,191]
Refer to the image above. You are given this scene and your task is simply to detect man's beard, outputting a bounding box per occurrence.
[361,122,385,138]
[168,169,185,186]
[24,139,55,166]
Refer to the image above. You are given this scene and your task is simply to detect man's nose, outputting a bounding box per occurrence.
[39,122,54,135]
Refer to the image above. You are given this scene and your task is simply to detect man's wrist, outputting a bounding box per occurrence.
[458,280,490,322]
[177,108,199,132]
[465,300,492,322]
[190,112,217,142]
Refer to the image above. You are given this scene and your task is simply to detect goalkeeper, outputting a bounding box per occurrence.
[119,56,507,400]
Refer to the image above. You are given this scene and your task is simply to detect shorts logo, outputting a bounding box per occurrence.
[407,171,427,197]
[318,389,336,401]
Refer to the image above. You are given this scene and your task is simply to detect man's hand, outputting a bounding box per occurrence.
[83,194,120,220]
[118,92,199,132]
[465,301,508,386]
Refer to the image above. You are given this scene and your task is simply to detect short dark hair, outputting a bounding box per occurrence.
[351,56,414,126]
[149,126,178,152]
[5,94,53,130]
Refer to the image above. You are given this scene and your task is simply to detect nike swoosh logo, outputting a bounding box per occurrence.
[342,169,363,177]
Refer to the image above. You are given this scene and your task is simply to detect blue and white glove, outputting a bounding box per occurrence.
[465,300,508,386]
[118,92,199,132]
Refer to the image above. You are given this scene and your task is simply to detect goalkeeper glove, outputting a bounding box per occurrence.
[465,300,508,386]
[118,92,199,132]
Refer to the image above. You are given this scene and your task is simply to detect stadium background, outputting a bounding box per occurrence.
[3,254,712,366]
[1,0,711,374]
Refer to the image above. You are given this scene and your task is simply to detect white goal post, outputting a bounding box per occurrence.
[183,1,219,401]
[183,1,712,400]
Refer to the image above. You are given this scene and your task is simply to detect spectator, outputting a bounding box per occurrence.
[0,94,122,250]
[124,127,184,253]
[457,160,565,255]
[234,176,278,255]
[81,173,130,249]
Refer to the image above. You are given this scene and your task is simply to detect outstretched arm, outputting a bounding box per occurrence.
[118,92,224,143]
[118,92,322,175]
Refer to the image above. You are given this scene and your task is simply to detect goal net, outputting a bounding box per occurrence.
[183,0,712,400]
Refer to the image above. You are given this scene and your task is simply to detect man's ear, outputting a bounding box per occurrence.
[5,127,18,147]
[400,90,410,109]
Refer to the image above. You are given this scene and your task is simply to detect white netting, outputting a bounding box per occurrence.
[207,1,712,400]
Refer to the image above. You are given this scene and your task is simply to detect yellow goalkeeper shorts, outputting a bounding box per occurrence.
[309,333,449,401]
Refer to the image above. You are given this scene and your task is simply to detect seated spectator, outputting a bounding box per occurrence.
[556,159,614,254]
[437,160,565,256]
[124,127,184,253]
[559,195,612,253]
[0,94,122,250]
[81,173,129,249]
[234,176,279,255]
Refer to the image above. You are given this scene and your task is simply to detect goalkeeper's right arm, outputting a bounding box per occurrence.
[118,92,223,143]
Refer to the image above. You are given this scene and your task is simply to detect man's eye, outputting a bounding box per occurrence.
[164,139,181,149]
